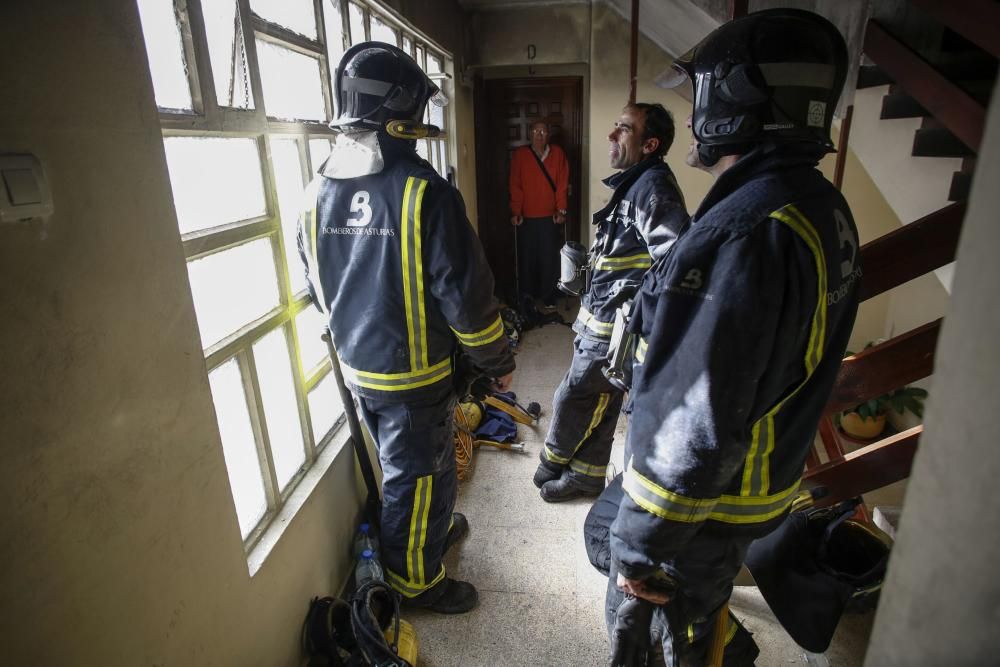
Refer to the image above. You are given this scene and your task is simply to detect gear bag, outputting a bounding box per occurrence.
[744,497,891,653]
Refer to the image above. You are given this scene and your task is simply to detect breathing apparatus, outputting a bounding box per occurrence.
[557,241,591,296]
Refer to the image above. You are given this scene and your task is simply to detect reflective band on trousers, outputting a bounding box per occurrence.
[623,462,800,525]
[576,306,614,337]
[386,565,447,598]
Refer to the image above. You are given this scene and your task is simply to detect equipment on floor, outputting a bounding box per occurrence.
[744,497,891,653]
[453,391,537,481]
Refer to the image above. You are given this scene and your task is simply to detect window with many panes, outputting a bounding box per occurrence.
[136,0,455,554]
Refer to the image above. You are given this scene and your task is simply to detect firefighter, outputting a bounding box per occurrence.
[533,102,689,502]
[605,10,860,664]
[298,42,514,614]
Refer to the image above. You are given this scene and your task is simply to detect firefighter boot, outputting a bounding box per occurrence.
[540,471,603,503]
[404,578,479,614]
[533,457,564,488]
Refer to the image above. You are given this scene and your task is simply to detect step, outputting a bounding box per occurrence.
[912,127,976,158]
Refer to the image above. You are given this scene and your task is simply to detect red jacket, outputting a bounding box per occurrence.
[509,144,569,218]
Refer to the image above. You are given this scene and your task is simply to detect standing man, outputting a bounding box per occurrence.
[606,10,859,664]
[299,42,514,614]
[533,103,688,502]
[509,121,570,309]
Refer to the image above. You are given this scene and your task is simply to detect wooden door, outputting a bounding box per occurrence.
[474,76,583,304]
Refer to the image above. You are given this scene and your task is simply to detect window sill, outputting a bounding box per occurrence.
[246,424,353,577]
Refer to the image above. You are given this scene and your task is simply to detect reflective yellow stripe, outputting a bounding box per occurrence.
[543,444,570,465]
[726,618,738,645]
[635,337,647,363]
[596,252,652,271]
[575,306,614,337]
[401,177,430,371]
[573,393,610,456]
[624,462,800,525]
[385,565,447,598]
[340,357,452,392]
[416,475,432,584]
[451,314,505,347]
[569,459,607,478]
[406,475,433,585]
[741,205,828,496]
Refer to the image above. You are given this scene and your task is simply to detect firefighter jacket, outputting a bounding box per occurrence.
[298,143,514,402]
[574,158,688,341]
[611,145,862,579]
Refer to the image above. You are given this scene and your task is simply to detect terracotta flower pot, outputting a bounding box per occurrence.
[840,411,887,440]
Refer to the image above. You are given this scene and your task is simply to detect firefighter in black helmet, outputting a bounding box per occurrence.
[298,42,515,614]
[601,10,862,664]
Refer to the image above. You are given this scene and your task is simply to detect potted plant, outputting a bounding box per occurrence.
[838,385,928,441]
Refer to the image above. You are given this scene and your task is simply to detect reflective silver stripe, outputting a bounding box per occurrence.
[570,459,607,478]
[758,62,835,89]
[575,306,614,337]
[340,357,452,392]
[451,315,505,347]
[385,565,447,598]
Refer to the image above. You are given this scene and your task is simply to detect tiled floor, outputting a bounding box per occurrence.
[406,322,874,666]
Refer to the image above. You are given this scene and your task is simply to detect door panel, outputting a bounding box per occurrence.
[474,76,583,304]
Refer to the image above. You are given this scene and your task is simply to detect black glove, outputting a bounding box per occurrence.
[608,594,655,667]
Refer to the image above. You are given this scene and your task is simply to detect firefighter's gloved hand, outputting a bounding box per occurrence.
[608,594,654,667]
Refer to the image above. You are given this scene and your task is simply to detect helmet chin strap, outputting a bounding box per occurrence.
[697,142,722,168]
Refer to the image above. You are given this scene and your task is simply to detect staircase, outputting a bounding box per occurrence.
[802,0,998,509]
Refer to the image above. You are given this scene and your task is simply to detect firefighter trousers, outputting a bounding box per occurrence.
[357,386,458,599]
[543,335,624,489]
[604,532,760,666]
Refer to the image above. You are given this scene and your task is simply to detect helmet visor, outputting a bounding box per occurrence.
[429,89,449,107]
[653,64,690,89]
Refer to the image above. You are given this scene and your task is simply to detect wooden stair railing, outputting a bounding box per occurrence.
[799,1,996,508]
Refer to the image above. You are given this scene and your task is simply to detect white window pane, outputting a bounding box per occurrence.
[309,138,332,174]
[348,3,365,45]
[401,35,412,57]
[209,359,267,539]
[164,137,266,234]
[269,137,307,295]
[436,140,447,178]
[427,54,442,75]
[250,0,317,39]
[429,100,444,131]
[295,306,329,371]
[187,239,280,348]
[415,139,428,162]
[370,16,398,46]
[254,327,306,491]
[415,45,425,71]
[201,0,254,109]
[257,39,326,121]
[308,371,344,445]
[136,0,193,110]
[324,0,346,88]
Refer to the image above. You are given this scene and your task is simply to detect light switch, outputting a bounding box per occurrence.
[0,154,53,223]
[3,168,42,205]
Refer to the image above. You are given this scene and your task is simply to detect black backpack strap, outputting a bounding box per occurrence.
[529,148,557,193]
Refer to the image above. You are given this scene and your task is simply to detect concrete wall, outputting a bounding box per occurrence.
[0,1,366,664]
[864,81,1000,666]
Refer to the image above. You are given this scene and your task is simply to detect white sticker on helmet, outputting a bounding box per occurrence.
[807,101,826,127]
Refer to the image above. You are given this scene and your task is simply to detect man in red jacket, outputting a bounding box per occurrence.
[509,121,570,309]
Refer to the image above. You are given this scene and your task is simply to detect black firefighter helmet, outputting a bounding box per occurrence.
[656,8,848,166]
[331,41,446,139]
